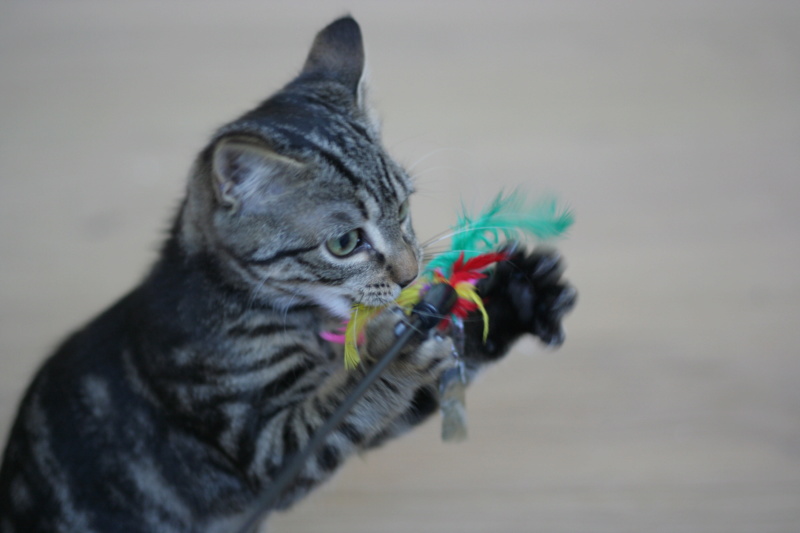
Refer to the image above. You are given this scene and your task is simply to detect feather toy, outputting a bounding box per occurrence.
[425,192,573,276]
[327,191,573,369]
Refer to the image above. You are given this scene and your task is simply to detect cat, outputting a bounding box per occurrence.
[0,16,576,533]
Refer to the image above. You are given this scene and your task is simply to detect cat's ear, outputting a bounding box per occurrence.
[211,137,306,212]
[301,16,366,97]
[301,17,381,132]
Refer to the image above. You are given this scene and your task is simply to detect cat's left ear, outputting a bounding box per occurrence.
[211,136,307,212]
[302,16,380,131]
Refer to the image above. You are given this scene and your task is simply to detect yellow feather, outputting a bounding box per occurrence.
[343,306,362,369]
[455,283,490,341]
[343,304,381,369]
[395,279,427,310]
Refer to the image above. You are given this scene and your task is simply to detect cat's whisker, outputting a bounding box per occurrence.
[420,228,457,249]
[282,294,299,332]
[408,164,451,181]
[405,147,464,174]
[421,224,522,249]
[247,270,276,312]
[420,228,487,249]
[422,248,501,263]
[421,243,449,251]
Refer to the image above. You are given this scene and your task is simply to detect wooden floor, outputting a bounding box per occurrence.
[1,2,799,531]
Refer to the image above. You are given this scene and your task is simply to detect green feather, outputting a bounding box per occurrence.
[425,191,573,276]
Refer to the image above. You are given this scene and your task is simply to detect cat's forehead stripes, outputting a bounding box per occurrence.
[214,93,411,211]
[216,121,377,204]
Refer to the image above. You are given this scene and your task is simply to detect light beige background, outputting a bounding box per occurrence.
[1,1,799,532]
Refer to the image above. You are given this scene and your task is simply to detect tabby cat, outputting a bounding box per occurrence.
[0,16,575,533]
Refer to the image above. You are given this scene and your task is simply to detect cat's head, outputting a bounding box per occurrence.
[182,17,420,318]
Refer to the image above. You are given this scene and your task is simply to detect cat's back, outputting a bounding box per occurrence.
[0,292,135,530]
[0,289,240,533]
[0,289,175,524]
[0,247,270,531]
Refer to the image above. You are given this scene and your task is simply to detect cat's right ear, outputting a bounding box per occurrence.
[211,137,306,212]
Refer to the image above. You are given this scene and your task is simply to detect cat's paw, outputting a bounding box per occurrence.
[502,247,577,346]
[364,308,452,376]
[472,246,577,359]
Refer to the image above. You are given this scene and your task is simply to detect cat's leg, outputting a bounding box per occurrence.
[353,310,454,448]
[251,322,452,509]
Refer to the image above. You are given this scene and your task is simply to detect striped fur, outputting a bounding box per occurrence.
[0,17,575,533]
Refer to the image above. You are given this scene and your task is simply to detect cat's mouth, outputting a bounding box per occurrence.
[356,284,404,309]
[307,287,398,320]
[358,294,396,308]
[311,284,403,319]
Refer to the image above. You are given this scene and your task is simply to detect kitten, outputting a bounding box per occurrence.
[0,16,575,533]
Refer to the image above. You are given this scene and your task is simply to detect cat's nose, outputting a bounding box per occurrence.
[389,243,419,288]
[397,276,416,289]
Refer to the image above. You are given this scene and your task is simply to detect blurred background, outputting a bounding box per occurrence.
[1,1,799,531]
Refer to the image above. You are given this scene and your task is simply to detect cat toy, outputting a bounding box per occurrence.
[325,191,574,369]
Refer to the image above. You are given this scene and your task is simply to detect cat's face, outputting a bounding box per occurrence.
[184,114,421,320]
[184,129,419,318]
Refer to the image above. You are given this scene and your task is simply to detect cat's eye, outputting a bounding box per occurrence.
[398,199,410,221]
[326,229,362,257]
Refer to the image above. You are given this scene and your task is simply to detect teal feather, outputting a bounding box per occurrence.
[425,192,573,276]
